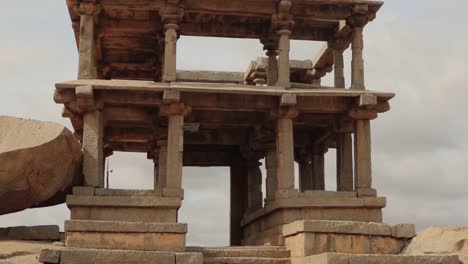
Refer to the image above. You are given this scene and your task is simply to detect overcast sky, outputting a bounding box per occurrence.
[0,0,467,246]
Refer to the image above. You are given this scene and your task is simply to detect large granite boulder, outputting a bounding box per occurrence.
[404,226,468,263]
[0,116,83,215]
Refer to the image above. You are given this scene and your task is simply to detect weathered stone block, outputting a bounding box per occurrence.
[2,225,60,241]
[71,207,177,222]
[392,224,416,238]
[66,232,186,251]
[176,252,203,264]
[58,248,175,264]
[39,248,61,263]
[72,187,95,196]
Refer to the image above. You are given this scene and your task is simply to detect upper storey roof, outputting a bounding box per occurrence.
[66,0,383,81]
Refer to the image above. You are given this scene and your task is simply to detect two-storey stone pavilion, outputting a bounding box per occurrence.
[39,0,460,263]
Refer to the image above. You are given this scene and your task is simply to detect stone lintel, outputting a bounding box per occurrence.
[282,220,393,237]
[65,220,187,233]
[66,195,181,208]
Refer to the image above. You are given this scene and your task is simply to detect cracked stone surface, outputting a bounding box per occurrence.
[0,116,83,215]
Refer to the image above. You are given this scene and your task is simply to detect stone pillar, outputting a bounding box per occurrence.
[264,151,278,204]
[162,23,178,82]
[311,146,325,191]
[75,2,100,80]
[230,156,247,246]
[164,103,185,197]
[297,151,313,192]
[262,38,279,86]
[161,4,182,82]
[156,141,168,190]
[276,100,297,198]
[276,29,291,87]
[246,156,263,212]
[354,119,375,197]
[346,7,369,90]
[82,109,104,188]
[336,134,354,191]
[333,48,346,89]
[275,0,293,88]
[76,85,104,188]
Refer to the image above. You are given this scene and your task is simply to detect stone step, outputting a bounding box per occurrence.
[67,195,180,222]
[188,246,291,258]
[204,257,290,264]
[40,248,202,264]
[294,253,460,264]
[64,220,187,252]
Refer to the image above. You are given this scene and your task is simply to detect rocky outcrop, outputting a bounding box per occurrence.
[0,116,83,215]
[404,226,468,263]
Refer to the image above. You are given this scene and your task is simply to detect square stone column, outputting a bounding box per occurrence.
[156,141,168,190]
[354,119,375,197]
[297,151,313,192]
[76,2,100,80]
[311,145,325,191]
[82,109,104,188]
[346,7,369,90]
[230,156,247,246]
[276,96,298,198]
[265,150,278,204]
[336,133,354,191]
[165,113,184,197]
[246,157,263,212]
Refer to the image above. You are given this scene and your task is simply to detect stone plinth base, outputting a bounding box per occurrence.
[291,253,460,264]
[40,248,202,264]
[67,188,181,223]
[64,220,186,252]
[284,220,415,256]
[242,192,386,246]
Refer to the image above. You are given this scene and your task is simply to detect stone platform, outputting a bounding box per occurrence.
[69,187,181,223]
[242,192,386,246]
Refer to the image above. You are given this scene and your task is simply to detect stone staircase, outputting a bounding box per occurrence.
[187,246,291,264]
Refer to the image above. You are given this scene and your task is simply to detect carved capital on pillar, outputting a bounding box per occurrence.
[161,0,184,25]
[74,1,101,17]
[160,102,187,117]
[261,36,279,54]
[75,85,96,112]
[277,106,298,119]
[273,0,294,31]
[295,148,311,163]
[328,38,351,52]
[346,4,370,28]
[349,108,378,120]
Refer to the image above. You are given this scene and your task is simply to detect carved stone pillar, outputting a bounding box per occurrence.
[76,85,104,188]
[161,3,183,82]
[246,156,263,212]
[75,1,100,80]
[336,133,354,191]
[311,145,325,191]
[354,119,374,196]
[276,96,298,198]
[297,151,313,192]
[156,140,168,190]
[275,0,293,88]
[264,150,278,204]
[346,6,369,90]
[230,155,247,246]
[329,38,349,89]
[262,38,279,86]
[161,91,185,198]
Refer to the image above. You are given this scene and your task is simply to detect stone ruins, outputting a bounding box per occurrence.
[3,0,458,263]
